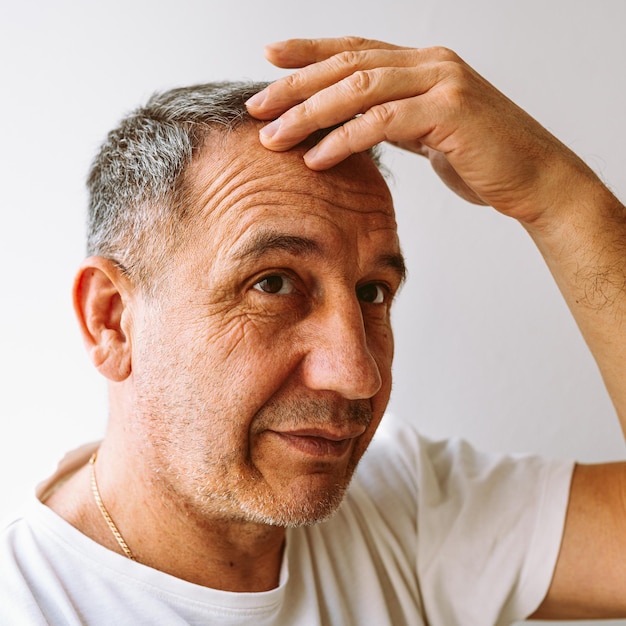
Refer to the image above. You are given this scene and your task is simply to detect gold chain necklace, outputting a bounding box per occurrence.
[89,452,136,561]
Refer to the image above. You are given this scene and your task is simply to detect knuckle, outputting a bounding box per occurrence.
[333,50,364,71]
[334,123,353,143]
[334,123,364,156]
[341,35,373,50]
[298,97,318,122]
[439,60,469,86]
[367,102,395,128]
[435,71,472,115]
[427,45,461,63]
[283,70,307,92]
[347,69,374,94]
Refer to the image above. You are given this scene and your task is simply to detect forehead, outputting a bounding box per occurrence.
[184,127,398,253]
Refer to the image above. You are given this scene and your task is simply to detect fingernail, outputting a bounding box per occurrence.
[305,145,320,161]
[304,145,327,169]
[260,119,281,140]
[264,41,286,53]
[245,90,266,109]
[304,145,333,170]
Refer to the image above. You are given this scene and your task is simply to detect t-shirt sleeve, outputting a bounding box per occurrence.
[411,432,574,626]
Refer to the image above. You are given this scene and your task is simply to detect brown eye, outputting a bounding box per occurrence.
[253,274,296,295]
[357,283,386,304]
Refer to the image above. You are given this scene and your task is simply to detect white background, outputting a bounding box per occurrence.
[2,2,626,622]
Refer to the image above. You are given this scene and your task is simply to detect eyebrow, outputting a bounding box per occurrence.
[233,232,323,262]
[233,230,407,284]
[378,252,407,285]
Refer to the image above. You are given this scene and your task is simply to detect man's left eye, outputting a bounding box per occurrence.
[253,274,297,295]
[357,283,386,304]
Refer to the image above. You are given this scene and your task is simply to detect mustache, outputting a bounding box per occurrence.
[252,397,373,432]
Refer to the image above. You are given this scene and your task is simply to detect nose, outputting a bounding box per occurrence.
[301,296,383,400]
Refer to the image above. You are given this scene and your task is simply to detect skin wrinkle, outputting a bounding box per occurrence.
[197,180,393,235]
[183,157,396,280]
[187,133,391,232]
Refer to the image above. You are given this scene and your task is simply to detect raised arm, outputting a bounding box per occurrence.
[246,37,626,619]
[246,36,626,431]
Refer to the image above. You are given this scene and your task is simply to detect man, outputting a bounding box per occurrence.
[2,36,626,624]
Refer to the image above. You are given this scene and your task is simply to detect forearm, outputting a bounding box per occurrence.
[526,170,626,431]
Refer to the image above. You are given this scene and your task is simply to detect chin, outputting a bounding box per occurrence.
[232,477,351,528]
[244,493,347,528]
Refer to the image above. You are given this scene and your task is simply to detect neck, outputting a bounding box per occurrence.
[45,438,287,592]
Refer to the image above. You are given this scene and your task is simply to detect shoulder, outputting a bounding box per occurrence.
[361,414,574,498]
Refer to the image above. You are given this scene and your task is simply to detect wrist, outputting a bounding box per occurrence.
[520,151,620,239]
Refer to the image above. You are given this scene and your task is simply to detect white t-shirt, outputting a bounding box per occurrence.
[0,415,573,626]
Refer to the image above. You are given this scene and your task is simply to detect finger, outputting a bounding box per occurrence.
[247,48,421,120]
[300,95,438,170]
[264,36,410,69]
[389,139,430,156]
[257,65,440,151]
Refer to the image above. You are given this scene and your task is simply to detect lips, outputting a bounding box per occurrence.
[271,428,363,458]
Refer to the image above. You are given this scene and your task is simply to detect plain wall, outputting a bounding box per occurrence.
[2,1,626,621]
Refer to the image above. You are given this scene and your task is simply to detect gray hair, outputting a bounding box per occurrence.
[86,81,381,292]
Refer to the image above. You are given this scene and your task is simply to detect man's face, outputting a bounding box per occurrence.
[128,128,404,528]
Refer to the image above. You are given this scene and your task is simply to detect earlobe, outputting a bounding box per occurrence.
[73,257,134,382]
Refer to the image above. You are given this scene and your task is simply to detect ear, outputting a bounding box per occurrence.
[73,257,135,382]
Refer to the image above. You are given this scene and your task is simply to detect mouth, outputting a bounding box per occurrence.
[271,428,364,458]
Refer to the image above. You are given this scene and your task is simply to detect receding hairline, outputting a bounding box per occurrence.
[85,80,386,294]
[179,117,390,226]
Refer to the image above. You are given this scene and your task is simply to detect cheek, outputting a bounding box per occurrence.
[154,307,305,407]
[367,320,395,410]
[368,318,395,373]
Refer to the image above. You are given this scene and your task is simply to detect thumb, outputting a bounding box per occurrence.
[393,141,488,206]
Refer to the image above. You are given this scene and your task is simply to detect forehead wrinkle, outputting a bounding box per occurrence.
[186,142,394,226]
[198,178,393,227]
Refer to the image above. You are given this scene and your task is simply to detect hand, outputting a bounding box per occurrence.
[246,37,598,226]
